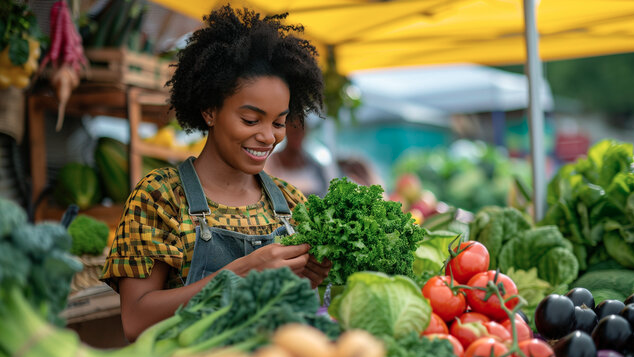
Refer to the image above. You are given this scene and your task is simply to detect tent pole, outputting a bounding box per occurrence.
[523,0,546,222]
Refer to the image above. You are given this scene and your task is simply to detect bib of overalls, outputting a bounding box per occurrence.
[177,157,292,285]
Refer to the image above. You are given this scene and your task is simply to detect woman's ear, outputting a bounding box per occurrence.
[201,109,214,127]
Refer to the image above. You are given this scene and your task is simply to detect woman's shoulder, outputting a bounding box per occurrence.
[266,173,308,206]
[132,166,182,196]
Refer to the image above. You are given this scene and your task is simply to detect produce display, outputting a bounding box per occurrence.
[534,288,634,356]
[53,162,103,210]
[281,178,425,285]
[0,1,42,89]
[392,140,531,213]
[67,215,110,256]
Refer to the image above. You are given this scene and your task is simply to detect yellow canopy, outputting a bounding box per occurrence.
[149,0,634,74]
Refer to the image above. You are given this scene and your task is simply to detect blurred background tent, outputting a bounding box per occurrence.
[145,0,634,220]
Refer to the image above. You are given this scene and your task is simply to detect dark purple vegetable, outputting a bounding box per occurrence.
[591,315,632,352]
[566,287,596,309]
[553,331,597,357]
[595,300,626,320]
[517,309,530,324]
[624,294,634,306]
[573,305,598,334]
[619,303,634,329]
[535,294,576,340]
[597,350,624,357]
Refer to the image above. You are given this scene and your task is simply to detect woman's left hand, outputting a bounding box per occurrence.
[300,255,332,288]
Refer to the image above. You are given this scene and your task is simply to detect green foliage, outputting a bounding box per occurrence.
[381,331,455,357]
[328,272,431,340]
[0,1,43,65]
[151,268,340,356]
[471,206,579,286]
[541,139,634,270]
[281,177,425,285]
[392,140,531,213]
[0,196,27,238]
[572,269,634,301]
[0,197,82,326]
[67,215,110,256]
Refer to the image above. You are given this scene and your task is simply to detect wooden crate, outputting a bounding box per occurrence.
[84,48,174,91]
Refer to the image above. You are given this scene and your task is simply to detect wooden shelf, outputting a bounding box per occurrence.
[61,284,120,325]
[27,84,176,223]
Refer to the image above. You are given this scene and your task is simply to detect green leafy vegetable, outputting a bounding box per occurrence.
[68,215,110,256]
[381,331,455,357]
[282,178,425,284]
[541,139,634,270]
[328,271,431,339]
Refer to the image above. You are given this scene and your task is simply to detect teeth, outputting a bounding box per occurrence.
[245,148,268,157]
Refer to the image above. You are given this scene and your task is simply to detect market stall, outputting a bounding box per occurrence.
[1,1,634,356]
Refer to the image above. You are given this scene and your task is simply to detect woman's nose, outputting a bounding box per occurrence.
[256,125,277,145]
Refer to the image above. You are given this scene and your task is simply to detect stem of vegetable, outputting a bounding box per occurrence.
[177,304,233,347]
[173,280,297,356]
[487,280,527,357]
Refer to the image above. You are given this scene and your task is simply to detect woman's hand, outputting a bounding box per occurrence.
[240,243,310,275]
[300,255,332,289]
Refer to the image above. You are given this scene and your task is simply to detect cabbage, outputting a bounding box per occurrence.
[328,271,431,339]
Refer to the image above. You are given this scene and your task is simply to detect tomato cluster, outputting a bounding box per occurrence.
[420,241,555,357]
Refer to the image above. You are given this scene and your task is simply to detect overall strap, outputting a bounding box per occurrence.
[177,157,210,215]
[258,171,295,234]
[177,157,212,240]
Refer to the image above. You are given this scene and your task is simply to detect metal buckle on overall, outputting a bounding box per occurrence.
[276,214,296,235]
[190,209,212,241]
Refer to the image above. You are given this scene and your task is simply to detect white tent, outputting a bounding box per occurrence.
[351,64,554,115]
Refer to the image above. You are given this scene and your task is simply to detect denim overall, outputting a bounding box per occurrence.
[178,157,296,285]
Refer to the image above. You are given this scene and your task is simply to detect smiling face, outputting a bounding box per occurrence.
[204,76,290,175]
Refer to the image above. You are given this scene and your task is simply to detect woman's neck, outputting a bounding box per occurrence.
[193,151,261,207]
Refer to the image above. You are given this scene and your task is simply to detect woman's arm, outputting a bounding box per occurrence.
[119,243,312,341]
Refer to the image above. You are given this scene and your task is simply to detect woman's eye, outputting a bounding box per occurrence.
[242,118,257,125]
[274,122,286,128]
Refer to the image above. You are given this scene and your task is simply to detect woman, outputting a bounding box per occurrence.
[101,5,331,342]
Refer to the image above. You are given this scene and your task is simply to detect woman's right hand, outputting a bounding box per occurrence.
[239,243,310,275]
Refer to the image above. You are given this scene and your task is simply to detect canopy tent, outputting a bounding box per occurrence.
[148,0,634,220]
[351,63,554,114]
[149,0,634,74]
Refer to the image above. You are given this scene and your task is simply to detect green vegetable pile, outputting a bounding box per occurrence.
[68,214,110,256]
[149,267,340,356]
[0,197,82,326]
[392,140,531,213]
[328,271,454,357]
[281,178,426,285]
[541,139,634,271]
[470,205,579,287]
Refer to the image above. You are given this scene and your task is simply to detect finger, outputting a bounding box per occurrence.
[301,269,321,288]
[309,255,332,268]
[284,253,310,270]
[279,244,310,259]
[305,261,329,281]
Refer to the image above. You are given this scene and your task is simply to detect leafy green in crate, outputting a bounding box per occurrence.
[281,177,426,285]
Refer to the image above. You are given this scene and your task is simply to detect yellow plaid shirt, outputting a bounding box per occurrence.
[100,167,307,292]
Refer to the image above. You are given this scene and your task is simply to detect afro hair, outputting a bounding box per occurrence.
[167,5,324,133]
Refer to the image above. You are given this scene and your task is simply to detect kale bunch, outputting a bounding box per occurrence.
[150,267,340,356]
[282,178,426,285]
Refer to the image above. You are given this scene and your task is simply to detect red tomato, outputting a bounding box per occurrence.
[422,275,467,322]
[449,319,489,350]
[483,321,511,343]
[465,337,509,357]
[513,339,555,357]
[423,312,449,335]
[426,333,465,357]
[446,241,490,284]
[465,270,520,321]
[455,311,491,325]
[500,315,533,343]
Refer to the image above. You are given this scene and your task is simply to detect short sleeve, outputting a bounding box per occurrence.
[270,176,308,209]
[101,169,186,292]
